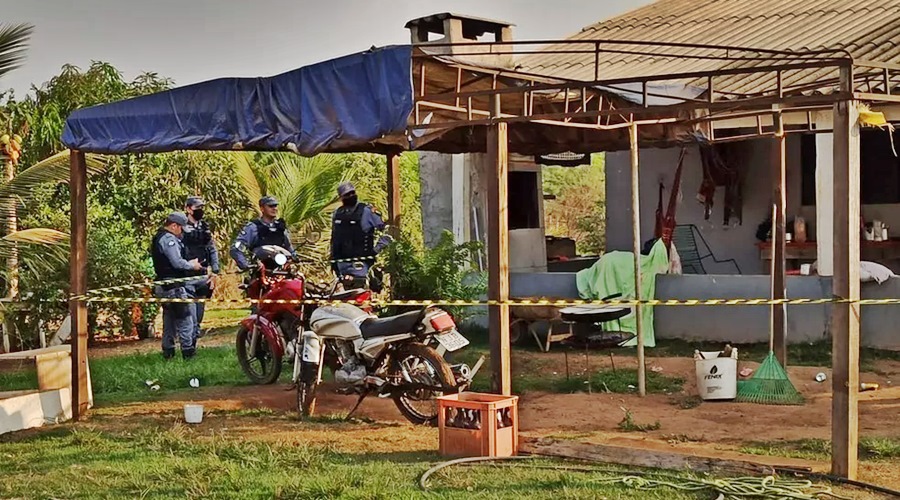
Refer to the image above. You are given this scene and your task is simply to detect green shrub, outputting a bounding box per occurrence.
[384,230,485,321]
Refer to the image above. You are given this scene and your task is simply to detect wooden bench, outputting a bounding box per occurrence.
[0,345,75,391]
[0,345,92,435]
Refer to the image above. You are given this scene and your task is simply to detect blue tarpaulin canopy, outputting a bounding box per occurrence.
[61,45,414,155]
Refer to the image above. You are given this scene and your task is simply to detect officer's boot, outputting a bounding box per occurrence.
[162,348,176,360]
[182,348,196,360]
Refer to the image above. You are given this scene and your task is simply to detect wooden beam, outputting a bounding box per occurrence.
[520,437,785,475]
[69,150,89,420]
[386,152,401,237]
[629,123,646,397]
[831,65,861,480]
[487,95,511,396]
[771,111,787,367]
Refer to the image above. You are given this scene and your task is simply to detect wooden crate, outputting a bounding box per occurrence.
[437,392,518,458]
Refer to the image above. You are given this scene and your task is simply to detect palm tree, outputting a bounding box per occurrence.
[0,24,31,81]
[233,152,349,261]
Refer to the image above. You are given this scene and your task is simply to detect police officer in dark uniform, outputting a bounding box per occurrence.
[182,196,219,346]
[230,195,295,271]
[152,213,204,360]
[330,182,391,288]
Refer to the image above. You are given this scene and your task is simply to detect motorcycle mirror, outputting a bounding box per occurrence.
[274,254,288,266]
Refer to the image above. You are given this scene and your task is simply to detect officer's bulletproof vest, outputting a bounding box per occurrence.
[332,203,374,261]
[151,229,188,280]
[182,220,212,263]
[253,218,288,249]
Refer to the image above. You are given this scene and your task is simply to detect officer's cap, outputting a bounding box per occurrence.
[185,196,205,208]
[259,195,278,207]
[165,212,189,227]
[337,182,356,198]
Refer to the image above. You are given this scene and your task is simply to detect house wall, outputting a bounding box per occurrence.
[509,272,900,350]
[420,152,547,272]
[605,138,803,275]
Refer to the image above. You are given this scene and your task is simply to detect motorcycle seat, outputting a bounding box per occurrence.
[360,310,423,339]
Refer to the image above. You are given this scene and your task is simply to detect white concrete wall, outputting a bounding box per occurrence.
[418,152,454,248]
[422,152,547,272]
[605,138,803,275]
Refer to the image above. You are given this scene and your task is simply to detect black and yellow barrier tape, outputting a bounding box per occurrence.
[60,296,900,306]
[77,255,380,299]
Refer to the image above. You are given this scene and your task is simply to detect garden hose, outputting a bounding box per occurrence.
[418,455,897,499]
[774,467,900,498]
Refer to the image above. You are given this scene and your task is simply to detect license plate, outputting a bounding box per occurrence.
[434,329,469,352]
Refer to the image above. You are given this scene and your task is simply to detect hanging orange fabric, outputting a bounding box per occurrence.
[660,148,687,248]
[654,182,664,239]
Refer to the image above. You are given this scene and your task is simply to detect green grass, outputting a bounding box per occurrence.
[203,308,251,322]
[0,344,279,405]
[646,339,900,370]
[451,342,684,395]
[462,322,900,371]
[740,437,900,461]
[0,424,815,500]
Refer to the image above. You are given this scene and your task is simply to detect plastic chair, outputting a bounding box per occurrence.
[672,224,741,274]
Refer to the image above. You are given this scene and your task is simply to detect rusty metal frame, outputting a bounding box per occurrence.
[409,40,900,142]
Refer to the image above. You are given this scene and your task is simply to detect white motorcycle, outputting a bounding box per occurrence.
[293,302,481,425]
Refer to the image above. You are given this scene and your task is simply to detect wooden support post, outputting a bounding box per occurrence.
[771,111,787,367]
[487,95,511,396]
[386,152,401,237]
[831,65,860,480]
[629,123,646,397]
[69,150,89,420]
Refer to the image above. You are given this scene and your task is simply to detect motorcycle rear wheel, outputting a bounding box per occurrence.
[392,343,456,426]
[235,325,283,384]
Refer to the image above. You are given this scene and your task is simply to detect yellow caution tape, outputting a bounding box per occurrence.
[56,296,897,307]
[76,254,382,299]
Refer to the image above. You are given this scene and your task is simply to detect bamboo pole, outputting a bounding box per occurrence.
[771,111,787,366]
[629,122,646,397]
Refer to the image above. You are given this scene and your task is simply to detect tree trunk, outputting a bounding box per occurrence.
[3,159,17,352]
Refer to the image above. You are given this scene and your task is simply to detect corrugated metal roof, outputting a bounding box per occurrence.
[518,0,900,97]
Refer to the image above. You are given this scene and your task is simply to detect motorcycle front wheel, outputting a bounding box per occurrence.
[392,343,456,426]
[235,325,283,384]
[297,380,317,418]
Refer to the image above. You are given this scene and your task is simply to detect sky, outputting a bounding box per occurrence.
[0,0,651,96]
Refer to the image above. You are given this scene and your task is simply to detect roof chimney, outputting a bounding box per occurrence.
[405,13,515,69]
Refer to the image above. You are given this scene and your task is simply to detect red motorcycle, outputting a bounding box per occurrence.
[236,245,371,384]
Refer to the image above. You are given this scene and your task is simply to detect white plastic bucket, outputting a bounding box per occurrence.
[694,349,738,400]
[184,404,204,424]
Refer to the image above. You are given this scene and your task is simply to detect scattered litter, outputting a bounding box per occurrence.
[145,379,160,391]
[650,366,664,373]
[860,383,879,392]
[150,384,160,392]
[627,384,636,391]
[739,367,754,378]
[815,372,827,383]
[189,378,200,388]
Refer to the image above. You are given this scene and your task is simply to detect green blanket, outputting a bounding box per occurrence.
[575,239,669,348]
